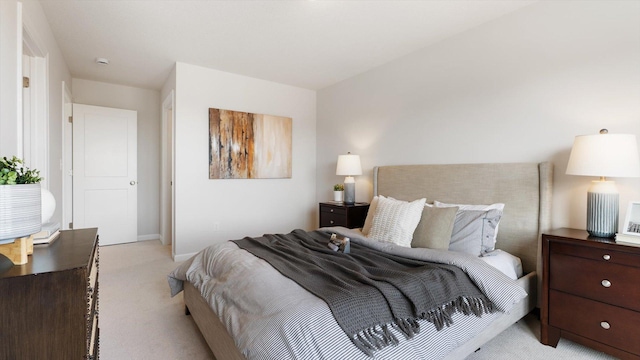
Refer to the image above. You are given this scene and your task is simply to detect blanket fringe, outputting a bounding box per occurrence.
[352,324,399,357]
[421,296,494,331]
[351,296,495,357]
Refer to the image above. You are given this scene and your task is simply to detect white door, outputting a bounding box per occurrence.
[73,104,137,246]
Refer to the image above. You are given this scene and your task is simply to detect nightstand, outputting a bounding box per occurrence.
[541,228,640,360]
[319,202,369,229]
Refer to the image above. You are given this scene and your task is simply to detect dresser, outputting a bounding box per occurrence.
[541,228,640,360]
[0,228,100,360]
[319,202,369,229]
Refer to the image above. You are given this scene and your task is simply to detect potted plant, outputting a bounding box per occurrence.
[333,183,344,202]
[0,156,43,245]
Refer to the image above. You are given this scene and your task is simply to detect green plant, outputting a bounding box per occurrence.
[333,183,344,191]
[0,156,42,185]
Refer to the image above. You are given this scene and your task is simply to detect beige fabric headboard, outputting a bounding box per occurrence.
[373,162,553,277]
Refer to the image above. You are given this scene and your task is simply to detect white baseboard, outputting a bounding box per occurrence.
[137,233,161,242]
[173,252,197,262]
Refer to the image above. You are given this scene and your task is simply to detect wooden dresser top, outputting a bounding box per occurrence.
[0,228,98,279]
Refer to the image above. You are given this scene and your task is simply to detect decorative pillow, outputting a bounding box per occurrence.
[447,208,502,256]
[411,205,459,250]
[361,196,379,236]
[434,201,505,248]
[368,196,426,247]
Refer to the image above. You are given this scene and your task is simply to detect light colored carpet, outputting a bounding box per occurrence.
[99,240,213,360]
[99,240,618,360]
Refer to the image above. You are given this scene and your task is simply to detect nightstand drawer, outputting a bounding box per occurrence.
[553,242,640,269]
[320,206,347,216]
[550,252,640,312]
[550,290,640,355]
[320,212,346,227]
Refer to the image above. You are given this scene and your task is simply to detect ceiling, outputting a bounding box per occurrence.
[40,1,536,91]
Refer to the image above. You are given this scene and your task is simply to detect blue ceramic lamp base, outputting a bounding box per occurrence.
[586,182,619,238]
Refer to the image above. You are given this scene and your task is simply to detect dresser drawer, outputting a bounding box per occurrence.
[552,241,640,269]
[550,290,640,355]
[550,252,640,312]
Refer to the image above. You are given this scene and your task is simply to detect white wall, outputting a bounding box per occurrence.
[0,1,22,158]
[72,78,161,240]
[172,62,316,259]
[317,0,640,231]
[0,0,72,226]
[161,65,176,106]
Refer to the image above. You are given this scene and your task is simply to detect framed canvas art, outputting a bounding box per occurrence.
[209,108,292,179]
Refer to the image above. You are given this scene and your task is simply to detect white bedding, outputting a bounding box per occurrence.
[168,227,528,360]
[480,249,523,280]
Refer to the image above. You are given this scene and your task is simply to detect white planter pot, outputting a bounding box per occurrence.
[333,191,344,202]
[0,183,41,243]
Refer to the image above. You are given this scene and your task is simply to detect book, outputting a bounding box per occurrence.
[33,230,60,245]
[32,222,61,239]
[615,232,640,246]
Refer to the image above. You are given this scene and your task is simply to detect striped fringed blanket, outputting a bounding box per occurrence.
[232,229,495,357]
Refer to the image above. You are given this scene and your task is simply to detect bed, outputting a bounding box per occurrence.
[168,162,553,360]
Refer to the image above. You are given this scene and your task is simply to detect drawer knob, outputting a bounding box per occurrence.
[330,209,334,213]
[603,254,611,261]
[600,321,611,330]
[601,279,611,288]
[330,220,334,224]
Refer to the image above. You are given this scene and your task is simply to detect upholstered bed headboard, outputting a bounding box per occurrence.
[373,162,553,277]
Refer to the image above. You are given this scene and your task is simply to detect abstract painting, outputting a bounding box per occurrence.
[209,108,292,179]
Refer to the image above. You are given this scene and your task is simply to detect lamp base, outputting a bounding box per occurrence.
[344,183,355,205]
[586,181,618,238]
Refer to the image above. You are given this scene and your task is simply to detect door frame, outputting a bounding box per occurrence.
[160,90,175,253]
[61,81,72,230]
[22,21,49,188]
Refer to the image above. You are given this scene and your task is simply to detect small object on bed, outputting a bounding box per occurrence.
[328,233,350,253]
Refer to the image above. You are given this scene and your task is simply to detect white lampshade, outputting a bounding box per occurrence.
[336,153,362,176]
[566,132,640,178]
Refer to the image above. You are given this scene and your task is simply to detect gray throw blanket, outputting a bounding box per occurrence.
[233,229,495,357]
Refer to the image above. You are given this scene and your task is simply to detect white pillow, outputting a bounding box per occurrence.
[361,196,379,236]
[368,196,426,247]
[480,249,523,280]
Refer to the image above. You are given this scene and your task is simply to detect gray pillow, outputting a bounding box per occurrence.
[411,206,459,250]
[448,209,502,256]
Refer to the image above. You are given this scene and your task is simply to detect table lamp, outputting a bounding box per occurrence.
[566,129,640,237]
[336,152,362,205]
